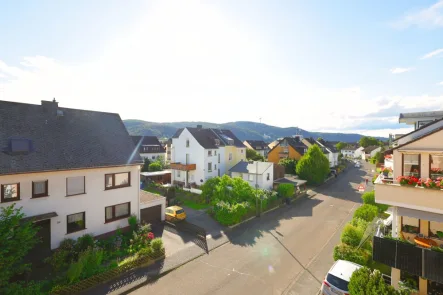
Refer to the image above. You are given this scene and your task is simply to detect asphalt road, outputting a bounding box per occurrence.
[129,163,374,295]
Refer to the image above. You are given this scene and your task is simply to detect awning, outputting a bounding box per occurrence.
[22,212,58,223]
[398,207,443,223]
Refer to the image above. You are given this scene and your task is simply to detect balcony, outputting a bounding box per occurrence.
[279,151,289,157]
[170,162,196,171]
[373,235,443,284]
[375,180,443,214]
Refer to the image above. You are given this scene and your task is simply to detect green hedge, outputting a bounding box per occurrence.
[333,243,371,266]
[340,224,364,247]
[353,204,378,222]
[213,201,249,226]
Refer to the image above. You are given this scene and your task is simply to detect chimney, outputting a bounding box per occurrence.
[41,98,59,115]
[197,124,203,129]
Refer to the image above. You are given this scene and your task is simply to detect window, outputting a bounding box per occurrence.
[249,174,254,181]
[177,170,181,177]
[215,139,220,146]
[229,153,232,161]
[186,139,190,147]
[208,162,212,172]
[241,149,244,154]
[267,173,270,181]
[401,216,419,234]
[430,155,443,179]
[326,274,349,292]
[32,180,48,198]
[66,176,85,196]
[208,150,212,156]
[105,202,130,222]
[105,172,130,190]
[1,183,20,203]
[214,164,217,170]
[214,150,217,156]
[152,156,155,159]
[403,154,420,177]
[67,212,85,234]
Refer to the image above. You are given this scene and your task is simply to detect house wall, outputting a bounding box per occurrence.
[267,145,303,164]
[140,152,167,162]
[171,128,205,185]
[329,152,339,167]
[231,165,273,190]
[224,146,246,172]
[354,147,364,158]
[370,147,382,157]
[0,165,140,249]
[341,149,355,157]
[204,148,219,180]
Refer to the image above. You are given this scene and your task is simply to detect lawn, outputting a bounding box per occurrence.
[144,187,162,195]
[181,200,211,210]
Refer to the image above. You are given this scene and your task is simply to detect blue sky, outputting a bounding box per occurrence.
[1,0,443,137]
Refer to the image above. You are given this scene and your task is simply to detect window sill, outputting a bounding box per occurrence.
[105,216,130,224]
[31,195,50,199]
[66,228,87,235]
[1,198,20,203]
[105,185,131,191]
[66,193,86,197]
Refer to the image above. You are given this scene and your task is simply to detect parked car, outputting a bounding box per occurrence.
[354,163,360,168]
[165,206,187,221]
[321,260,362,295]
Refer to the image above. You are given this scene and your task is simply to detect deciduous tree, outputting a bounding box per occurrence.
[278,158,297,174]
[246,148,265,162]
[335,141,347,151]
[296,145,330,185]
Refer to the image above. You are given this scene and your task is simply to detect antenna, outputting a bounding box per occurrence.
[259,117,262,123]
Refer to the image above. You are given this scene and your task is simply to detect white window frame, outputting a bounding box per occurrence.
[208,162,212,172]
[248,174,254,181]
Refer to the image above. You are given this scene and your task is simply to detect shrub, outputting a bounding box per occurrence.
[128,215,138,232]
[341,224,363,247]
[138,223,152,235]
[350,218,369,232]
[353,204,378,222]
[277,183,294,198]
[213,201,249,226]
[44,249,70,272]
[148,162,162,172]
[362,191,375,205]
[139,246,154,257]
[349,267,399,295]
[67,248,104,283]
[151,238,164,256]
[59,238,76,251]
[333,243,370,266]
[75,234,95,254]
[4,280,46,295]
[128,231,151,254]
[296,145,330,185]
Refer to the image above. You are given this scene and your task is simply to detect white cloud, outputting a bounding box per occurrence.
[390,67,413,74]
[393,0,443,29]
[438,81,443,85]
[420,48,443,59]
[0,0,442,138]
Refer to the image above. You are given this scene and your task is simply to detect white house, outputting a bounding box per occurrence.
[170,125,246,187]
[384,154,394,170]
[354,147,365,158]
[132,136,166,162]
[0,99,144,251]
[302,138,340,168]
[341,146,357,158]
[361,146,382,160]
[243,140,269,157]
[229,160,274,190]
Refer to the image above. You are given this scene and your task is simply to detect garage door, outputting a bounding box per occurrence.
[140,205,162,224]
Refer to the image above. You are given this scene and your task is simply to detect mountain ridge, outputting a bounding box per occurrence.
[123,119,387,142]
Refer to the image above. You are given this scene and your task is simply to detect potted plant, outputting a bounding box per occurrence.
[422,178,443,190]
[382,168,391,177]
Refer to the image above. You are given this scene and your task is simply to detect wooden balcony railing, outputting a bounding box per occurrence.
[170,162,196,171]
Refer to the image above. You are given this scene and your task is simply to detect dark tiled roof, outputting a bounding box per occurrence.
[244,140,268,150]
[318,139,338,153]
[399,111,443,120]
[363,145,380,153]
[211,129,245,148]
[0,100,142,175]
[172,128,184,138]
[286,137,309,156]
[131,136,164,154]
[394,117,443,141]
[390,126,443,152]
[229,160,273,174]
[187,127,223,149]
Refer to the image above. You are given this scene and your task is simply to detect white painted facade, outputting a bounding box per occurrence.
[0,165,140,249]
[353,147,365,158]
[231,165,274,190]
[140,152,166,161]
[341,149,356,158]
[328,152,340,167]
[171,128,245,186]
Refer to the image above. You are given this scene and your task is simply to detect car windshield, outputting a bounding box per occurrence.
[176,209,185,214]
[326,273,349,291]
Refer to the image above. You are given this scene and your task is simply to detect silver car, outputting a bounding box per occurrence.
[321,260,361,295]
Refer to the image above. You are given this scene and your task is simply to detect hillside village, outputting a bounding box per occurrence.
[2,99,443,295]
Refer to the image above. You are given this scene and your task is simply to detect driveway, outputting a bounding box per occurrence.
[183,206,227,240]
[151,223,198,257]
[129,165,374,295]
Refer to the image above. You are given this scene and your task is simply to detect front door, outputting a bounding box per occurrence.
[26,219,52,266]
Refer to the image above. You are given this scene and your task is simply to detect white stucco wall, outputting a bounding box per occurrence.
[0,165,140,249]
[354,147,364,158]
[231,164,273,190]
[140,152,167,161]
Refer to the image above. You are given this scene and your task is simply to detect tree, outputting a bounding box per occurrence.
[349,267,400,295]
[277,183,294,198]
[141,158,151,172]
[278,158,297,174]
[296,145,330,185]
[148,162,162,171]
[338,153,343,162]
[0,204,39,289]
[359,136,379,148]
[317,137,323,141]
[335,141,347,151]
[374,151,384,164]
[246,148,265,162]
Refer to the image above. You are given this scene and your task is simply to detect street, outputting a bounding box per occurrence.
[129,163,374,295]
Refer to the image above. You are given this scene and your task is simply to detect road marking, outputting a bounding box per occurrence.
[281,201,359,295]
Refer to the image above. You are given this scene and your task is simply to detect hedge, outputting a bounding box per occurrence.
[333,243,371,266]
[353,204,378,222]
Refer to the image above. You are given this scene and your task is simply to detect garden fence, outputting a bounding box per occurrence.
[51,249,165,295]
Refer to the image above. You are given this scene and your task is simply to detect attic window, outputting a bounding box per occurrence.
[228,139,234,145]
[11,139,31,152]
[215,139,220,146]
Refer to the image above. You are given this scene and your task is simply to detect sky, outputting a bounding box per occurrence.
[1,1,443,137]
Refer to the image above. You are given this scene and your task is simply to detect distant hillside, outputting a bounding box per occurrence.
[123,120,387,142]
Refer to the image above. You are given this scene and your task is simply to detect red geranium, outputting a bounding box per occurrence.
[147,232,155,240]
[397,176,419,187]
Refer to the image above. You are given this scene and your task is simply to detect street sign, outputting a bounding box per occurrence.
[357,184,365,192]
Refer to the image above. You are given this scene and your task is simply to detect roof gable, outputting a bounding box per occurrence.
[0,100,142,175]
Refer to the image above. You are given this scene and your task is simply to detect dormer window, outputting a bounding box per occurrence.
[215,139,220,146]
[228,139,234,145]
[3,138,34,155]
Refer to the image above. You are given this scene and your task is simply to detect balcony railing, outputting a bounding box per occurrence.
[375,177,443,213]
[170,162,196,171]
[373,235,443,284]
